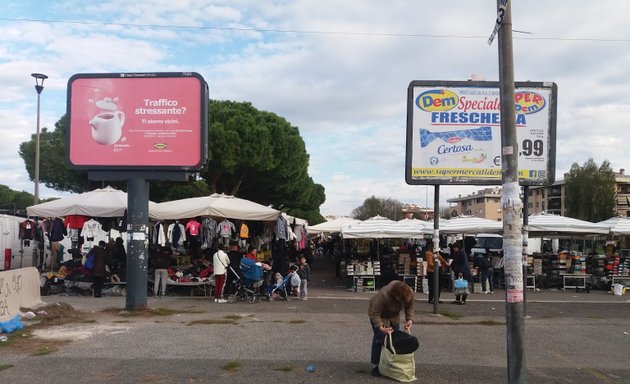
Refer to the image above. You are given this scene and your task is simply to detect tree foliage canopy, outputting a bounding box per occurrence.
[202,100,325,224]
[17,100,326,224]
[0,185,35,215]
[351,196,404,220]
[564,158,616,222]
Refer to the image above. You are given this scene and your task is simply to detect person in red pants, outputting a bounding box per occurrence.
[212,244,229,303]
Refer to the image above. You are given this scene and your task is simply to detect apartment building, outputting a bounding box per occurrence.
[447,169,630,219]
[446,187,503,220]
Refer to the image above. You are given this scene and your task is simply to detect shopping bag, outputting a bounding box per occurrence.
[379,332,417,382]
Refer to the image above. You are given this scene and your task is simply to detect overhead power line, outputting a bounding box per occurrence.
[0,16,629,43]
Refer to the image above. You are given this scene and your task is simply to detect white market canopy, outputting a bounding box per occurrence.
[341,215,425,239]
[308,217,361,234]
[597,216,630,235]
[439,215,503,234]
[27,186,156,218]
[150,193,280,221]
[283,212,308,226]
[527,212,609,235]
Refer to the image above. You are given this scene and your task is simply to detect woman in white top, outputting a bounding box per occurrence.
[212,244,230,303]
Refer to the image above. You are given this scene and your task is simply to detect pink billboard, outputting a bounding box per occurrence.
[67,73,208,170]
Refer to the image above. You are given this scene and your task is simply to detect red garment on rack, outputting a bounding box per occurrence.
[65,215,89,229]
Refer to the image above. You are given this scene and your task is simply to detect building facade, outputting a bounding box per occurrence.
[446,187,503,220]
[447,169,630,219]
[402,204,435,220]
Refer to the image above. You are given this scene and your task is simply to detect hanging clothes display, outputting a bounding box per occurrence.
[81,218,106,246]
[185,218,202,259]
[218,219,235,238]
[201,218,217,250]
[276,215,290,241]
[152,221,167,247]
[19,219,36,247]
[19,219,36,240]
[167,221,186,249]
[65,215,89,230]
[239,222,249,239]
[49,217,67,270]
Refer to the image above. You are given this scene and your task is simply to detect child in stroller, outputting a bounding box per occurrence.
[226,258,265,303]
[267,265,300,302]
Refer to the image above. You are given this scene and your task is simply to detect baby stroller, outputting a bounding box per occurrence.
[226,258,264,303]
[267,265,299,302]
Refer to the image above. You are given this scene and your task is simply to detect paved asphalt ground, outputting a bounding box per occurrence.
[2,259,629,384]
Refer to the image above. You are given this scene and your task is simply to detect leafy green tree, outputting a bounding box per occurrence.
[0,185,35,215]
[202,100,325,222]
[19,115,96,193]
[564,158,616,222]
[352,196,404,220]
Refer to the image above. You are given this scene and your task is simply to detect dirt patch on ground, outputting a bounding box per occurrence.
[0,302,94,355]
[101,306,203,317]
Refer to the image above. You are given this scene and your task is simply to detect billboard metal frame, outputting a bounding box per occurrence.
[66,72,208,172]
[405,80,557,186]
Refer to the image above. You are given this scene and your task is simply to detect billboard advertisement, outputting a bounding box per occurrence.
[67,72,208,171]
[405,80,557,186]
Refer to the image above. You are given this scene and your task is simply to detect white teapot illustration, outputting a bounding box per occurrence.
[90,98,125,145]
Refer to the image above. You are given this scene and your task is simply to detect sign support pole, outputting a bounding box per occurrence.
[432,184,440,314]
[497,1,526,383]
[125,178,150,310]
[522,185,529,318]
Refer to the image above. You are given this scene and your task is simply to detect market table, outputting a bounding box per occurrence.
[526,274,537,290]
[166,280,214,296]
[352,275,377,292]
[398,275,418,292]
[611,276,630,286]
[560,273,591,291]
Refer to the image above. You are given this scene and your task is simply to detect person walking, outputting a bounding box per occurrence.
[453,272,470,304]
[451,243,472,284]
[367,280,414,377]
[425,241,448,304]
[296,255,310,300]
[212,244,229,303]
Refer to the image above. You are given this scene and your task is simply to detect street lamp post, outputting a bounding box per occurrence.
[31,73,48,205]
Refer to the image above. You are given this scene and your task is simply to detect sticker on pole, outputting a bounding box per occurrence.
[488,0,509,45]
[506,288,523,303]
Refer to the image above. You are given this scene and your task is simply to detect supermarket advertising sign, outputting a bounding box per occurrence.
[405,80,557,186]
[66,72,208,171]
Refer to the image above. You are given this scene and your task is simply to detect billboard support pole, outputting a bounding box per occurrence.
[432,184,440,315]
[125,178,150,311]
[497,1,526,383]
[522,185,529,318]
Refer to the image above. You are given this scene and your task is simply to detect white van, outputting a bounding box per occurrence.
[470,234,503,258]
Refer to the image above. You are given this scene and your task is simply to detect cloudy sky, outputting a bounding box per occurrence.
[1,1,629,217]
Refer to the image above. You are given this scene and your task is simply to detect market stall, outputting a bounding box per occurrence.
[526,212,610,291]
[339,216,426,292]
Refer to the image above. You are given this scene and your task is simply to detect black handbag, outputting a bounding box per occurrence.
[388,329,419,354]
